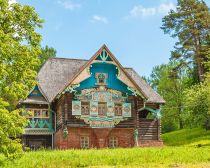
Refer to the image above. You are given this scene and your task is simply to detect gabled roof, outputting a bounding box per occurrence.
[35,45,165,104]
[59,44,148,100]
[21,84,49,105]
[37,58,87,102]
[125,68,165,103]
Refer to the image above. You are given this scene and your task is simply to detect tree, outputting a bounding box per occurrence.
[183,83,210,129]
[161,0,210,82]
[148,61,192,132]
[0,99,27,161]
[38,45,56,70]
[183,46,210,129]
[0,0,43,160]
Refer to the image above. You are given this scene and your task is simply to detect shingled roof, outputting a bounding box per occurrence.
[37,57,165,104]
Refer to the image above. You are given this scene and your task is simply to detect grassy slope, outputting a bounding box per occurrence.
[162,128,210,147]
[1,128,210,168]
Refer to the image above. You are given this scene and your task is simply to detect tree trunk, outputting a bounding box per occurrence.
[178,105,183,129]
[194,37,205,82]
[196,56,205,82]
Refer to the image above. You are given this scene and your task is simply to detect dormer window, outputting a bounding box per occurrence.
[95,73,107,85]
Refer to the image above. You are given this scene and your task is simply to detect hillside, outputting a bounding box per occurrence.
[162,128,210,147]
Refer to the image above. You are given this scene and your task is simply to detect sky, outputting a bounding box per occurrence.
[16,0,210,77]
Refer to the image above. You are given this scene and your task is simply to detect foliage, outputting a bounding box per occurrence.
[183,83,210,129]
[0,99,27,162]
[38,45,56,70]
[162,128,210,146]
[0,0,43,106]
[148,61,192,132]
[182,49,210,129]
[0,0,43,161]
[161,0,210,82]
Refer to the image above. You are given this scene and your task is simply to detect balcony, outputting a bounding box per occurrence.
[26,118,53,131]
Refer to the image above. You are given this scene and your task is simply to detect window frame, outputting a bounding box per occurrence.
[26,108,49,119]
[80,136,90,149]
[114,103,122,116]
[98,102,107,116]
[81,101,90,115]
[108,136,118,148]
[95,73,108,85]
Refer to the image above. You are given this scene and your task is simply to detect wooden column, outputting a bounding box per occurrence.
[135,97,140,130]
[64,94,68,125]
[134,97,140,146]
[157,119,161,140]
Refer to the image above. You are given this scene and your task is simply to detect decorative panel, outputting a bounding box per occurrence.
[72,100,81,115]
[122,103,131,117]
[107,102,115,117]
[90,101,98,116]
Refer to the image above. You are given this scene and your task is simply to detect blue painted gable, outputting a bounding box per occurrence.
[29,85,44,97]
[76,62,133,95]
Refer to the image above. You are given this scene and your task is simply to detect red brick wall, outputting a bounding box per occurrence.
[55,127,135,149]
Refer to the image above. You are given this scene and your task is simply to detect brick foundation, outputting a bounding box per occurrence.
[55,127,135,149]
[55,127,163,149]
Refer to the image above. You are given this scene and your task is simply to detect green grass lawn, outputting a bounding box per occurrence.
[162,128,210,147]
[1,128,210,168]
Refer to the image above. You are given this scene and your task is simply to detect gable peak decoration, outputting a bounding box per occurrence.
[56,44,148,100]
[96,49,112,62]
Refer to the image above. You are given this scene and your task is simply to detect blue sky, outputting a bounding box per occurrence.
[17,0,210,77]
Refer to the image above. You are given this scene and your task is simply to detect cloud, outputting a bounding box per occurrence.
[130,6,156,17]
[158,2,176,14]
[8,0,17,5]
[57,1,81,10]
[91,15,108,24]
[128,2,176,18]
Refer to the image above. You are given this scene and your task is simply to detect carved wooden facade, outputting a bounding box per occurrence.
[20,45,165,149]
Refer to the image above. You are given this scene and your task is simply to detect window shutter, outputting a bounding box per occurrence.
[122,103,131,117]
[72,100,81,115]
[107,102,114,116]
[90,101,98,116]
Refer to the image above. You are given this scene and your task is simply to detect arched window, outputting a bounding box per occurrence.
[109,136,118,148]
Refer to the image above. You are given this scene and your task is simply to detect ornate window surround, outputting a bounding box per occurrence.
[95,73,108,85]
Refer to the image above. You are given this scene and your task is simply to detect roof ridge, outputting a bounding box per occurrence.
[49,57,89,61]
[52,57,133,70]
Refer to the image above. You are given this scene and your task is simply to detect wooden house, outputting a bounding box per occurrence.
[20,45,165,149]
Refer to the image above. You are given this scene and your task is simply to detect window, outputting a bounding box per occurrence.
[80,136,89,149]
[42,110,49,117]
[95,73,107,85]
[109,136,118,148]
[98,102,107,116]
[81,102,89,115]
[115,103,122,116]
[26,109,49,118]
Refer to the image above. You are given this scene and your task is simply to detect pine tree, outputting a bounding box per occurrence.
[161,0,210,82]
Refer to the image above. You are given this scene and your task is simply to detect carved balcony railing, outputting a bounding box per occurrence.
[26,118,53,131]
